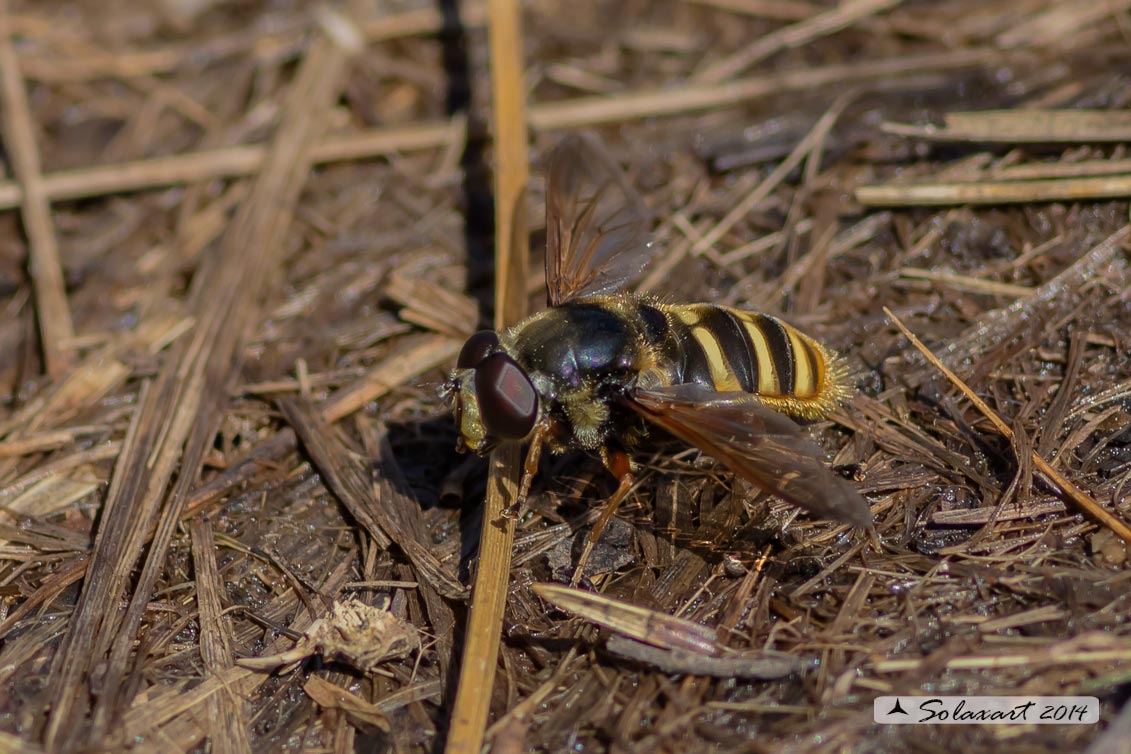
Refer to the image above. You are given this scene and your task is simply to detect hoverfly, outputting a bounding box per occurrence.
[443,133,871,574]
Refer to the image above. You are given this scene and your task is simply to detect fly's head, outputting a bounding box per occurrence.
[442,330,540,454]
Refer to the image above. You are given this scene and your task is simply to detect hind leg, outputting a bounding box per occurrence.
[570,446,634,586]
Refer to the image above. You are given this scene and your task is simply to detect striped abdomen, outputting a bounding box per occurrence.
[641,303,848,419]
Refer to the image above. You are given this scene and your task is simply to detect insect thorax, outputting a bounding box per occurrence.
[505,296,654,451]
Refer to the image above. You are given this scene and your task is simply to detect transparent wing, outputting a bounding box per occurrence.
[627,384,872,528]
[545,132,653,306]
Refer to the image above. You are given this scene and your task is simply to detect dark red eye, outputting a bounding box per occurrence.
[457,330,499,369]
[476,354,537,440]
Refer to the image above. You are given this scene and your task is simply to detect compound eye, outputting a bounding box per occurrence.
[457,330,499,369]
[475,354,538,440]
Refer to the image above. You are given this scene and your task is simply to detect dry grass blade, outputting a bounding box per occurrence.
[190,518,252,754]
[529,47,1000,130]
[533,582,722,655]
[639,90,858,293]
[604,636,803,679]
[0,121,464,210]
[303,676,392,735]
[885,306,1131,544]
[0,559,86,640]
[898,267,1034,298]
[41,12,363,750]
[990,157,1131,181]
[276,398,465,601]
[116,558,358,750]
[0,428,100,459]
[686,0,820,19]
[0,48,997,211]
[0,731,45,754]
[860,109,1131,205]
[0,466,101,529]
[0,336,463,651]
[0,0,74,376]
[996,0,1131,47]
[532,584,802,679]
[931,498,1066,525]
[445,0,530,751]
[882,110,1131,142]
[857,174,1131,206]
[358,417,458,670]
[277,399,395,552]
[16,3,487,83]
[0,315,186,480]
[905,224,1130,386]
[873,632,1131,673]
[694,0,904,84]
[182,336,460,518]
[322,336,461,423]
[386,271,479,340]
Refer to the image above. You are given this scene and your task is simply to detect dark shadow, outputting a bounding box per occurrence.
[381,415,488,575]
[439,0,496,325]
[432,0,495,747]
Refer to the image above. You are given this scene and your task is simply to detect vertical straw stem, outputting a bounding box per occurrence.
[444,0,530,751]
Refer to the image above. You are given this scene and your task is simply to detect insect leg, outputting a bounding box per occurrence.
[505,423,545,519]
[570,447,635,585]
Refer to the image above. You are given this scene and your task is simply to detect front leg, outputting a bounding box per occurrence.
[504,422,547,519]
[570,445,635,586]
